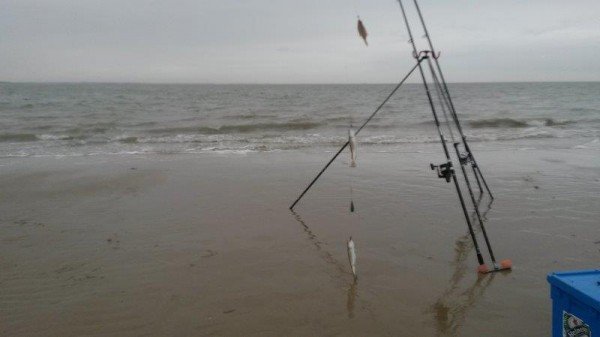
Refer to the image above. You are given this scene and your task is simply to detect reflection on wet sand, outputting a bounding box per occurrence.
[448,198,494,287]
[347,279,357,319]
[428,198,498,336]
[291,211,361,320]
[477,197,494,223]
[291,210,348,276]
[430,273,496,336]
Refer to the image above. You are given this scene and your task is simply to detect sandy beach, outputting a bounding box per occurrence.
[1,142,598,336]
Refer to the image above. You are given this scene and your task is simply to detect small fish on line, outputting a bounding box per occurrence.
[348,128,357,167]
[357,18,368,46]
[350,186,356,213]
[347,236,357,279]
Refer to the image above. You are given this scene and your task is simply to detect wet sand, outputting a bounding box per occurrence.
[1,145,599,336]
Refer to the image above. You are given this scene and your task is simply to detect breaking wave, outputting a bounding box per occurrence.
[147,121,321,135]
[469,118,572,129]
[119,136,139,144]
[0,132,90,143]
[0,133,39,142]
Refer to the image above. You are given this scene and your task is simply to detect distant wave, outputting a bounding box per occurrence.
[570,107,600,113]
[0,132,85,143]
[543,119,573,127]
[221,113,279,120]
[325,116,356,123]
[0,133,39,142]
[470,118,528,128]
[573,138,600,150]
[119,136,138,144]
[469,118,572,129]
[38,134,82,141]
[147,121,321,135]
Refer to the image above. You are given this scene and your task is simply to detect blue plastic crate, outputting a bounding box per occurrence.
[548,270,600,337]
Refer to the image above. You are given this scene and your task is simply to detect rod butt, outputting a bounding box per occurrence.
[500,259,512,269]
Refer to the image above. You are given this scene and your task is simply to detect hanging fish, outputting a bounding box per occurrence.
[347,236,357,279]
[348,128,357,167]
[357,18,368,46]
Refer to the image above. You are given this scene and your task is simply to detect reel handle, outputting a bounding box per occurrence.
[430,162,453,183]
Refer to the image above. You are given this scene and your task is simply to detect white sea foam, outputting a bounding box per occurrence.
[573,138,600,149]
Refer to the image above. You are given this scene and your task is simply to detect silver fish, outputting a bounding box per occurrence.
[348,128,357,167]
[347,236,357,279]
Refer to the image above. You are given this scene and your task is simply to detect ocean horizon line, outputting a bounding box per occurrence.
[1,80,599,86]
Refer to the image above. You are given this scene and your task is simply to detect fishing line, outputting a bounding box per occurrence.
[349,122,356,213]
[351,0,360,17]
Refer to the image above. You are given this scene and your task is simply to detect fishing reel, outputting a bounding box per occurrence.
[454,142,476,167]
[430,161,453,183]
[458,152,473,166]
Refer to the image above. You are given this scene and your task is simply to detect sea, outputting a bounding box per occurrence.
[0,82,599,158]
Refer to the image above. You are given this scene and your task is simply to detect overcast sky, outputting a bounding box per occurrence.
[1,0,599,83]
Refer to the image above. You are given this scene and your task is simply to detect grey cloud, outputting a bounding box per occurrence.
[0,0,598,83]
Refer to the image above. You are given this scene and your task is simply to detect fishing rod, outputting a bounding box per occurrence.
[396,0,489,271]
[289,59,424,210]
[412,0,493,198]
[399,0,511,273]
[416,9,506,272]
